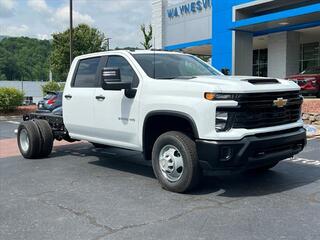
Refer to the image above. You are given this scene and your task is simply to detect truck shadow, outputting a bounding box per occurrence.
[192,162,320,197]
[51,143,320,198]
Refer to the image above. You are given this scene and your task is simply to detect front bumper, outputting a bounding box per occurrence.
[196,127,306,174]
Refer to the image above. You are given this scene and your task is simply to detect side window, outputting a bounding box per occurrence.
[73,57,100,87]
[106,56,139,87]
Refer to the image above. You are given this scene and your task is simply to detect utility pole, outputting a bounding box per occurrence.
[69,0,73,66]
[106,38,111,51]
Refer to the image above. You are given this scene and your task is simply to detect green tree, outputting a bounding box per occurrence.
[50,24,107,82]
[140,24,152,50]
[41,81,65,95]
[0,37,51,81]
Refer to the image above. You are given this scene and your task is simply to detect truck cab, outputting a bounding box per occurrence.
[17,50,306,193]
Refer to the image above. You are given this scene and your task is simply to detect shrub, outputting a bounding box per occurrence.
[0,87,24,112]
[41,81,65,95]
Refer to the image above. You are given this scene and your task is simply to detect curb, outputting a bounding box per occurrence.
[0,115,22,121]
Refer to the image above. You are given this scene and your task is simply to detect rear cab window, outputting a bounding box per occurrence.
[73,57,101,87]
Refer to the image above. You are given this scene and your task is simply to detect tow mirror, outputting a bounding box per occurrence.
[101,67,131,90]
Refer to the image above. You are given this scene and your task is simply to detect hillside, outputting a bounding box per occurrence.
[0,37,51,81]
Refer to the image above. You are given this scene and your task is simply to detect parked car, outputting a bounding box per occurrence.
[38,91,63,111]
[286,66,320,98]
[17,50,306,193]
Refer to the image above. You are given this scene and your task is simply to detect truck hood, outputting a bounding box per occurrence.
[177,75,300,93]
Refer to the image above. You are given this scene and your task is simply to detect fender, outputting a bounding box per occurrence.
[143,110,199,139]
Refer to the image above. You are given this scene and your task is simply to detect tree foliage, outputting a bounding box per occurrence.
[41,81,65,95]
[0,87,24,112]
[0,37,51,81]
[140,24,152,50]
[50,24,107,82]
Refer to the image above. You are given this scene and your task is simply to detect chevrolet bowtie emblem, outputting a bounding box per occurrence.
[273,97,288,108]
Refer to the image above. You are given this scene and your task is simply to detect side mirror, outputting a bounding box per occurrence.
[101,67,131,90]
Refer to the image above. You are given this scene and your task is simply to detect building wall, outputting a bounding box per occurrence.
[155,0,320,77]
[163,0,212,47]
[152,0,166,49]
[211,0,252,73]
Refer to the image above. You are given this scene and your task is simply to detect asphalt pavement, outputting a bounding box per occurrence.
[0,119,320,240]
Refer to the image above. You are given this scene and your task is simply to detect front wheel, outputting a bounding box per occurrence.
[152,131,200,193]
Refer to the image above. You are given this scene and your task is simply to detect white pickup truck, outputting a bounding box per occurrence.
[17,50,306,193]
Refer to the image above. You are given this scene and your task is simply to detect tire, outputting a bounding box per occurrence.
[152,131,200,193]
[316,91,320,98]
[17,121,42,159]
[34,119,54,157]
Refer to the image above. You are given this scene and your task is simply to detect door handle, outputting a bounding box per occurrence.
[64,94,72,100]
[95,95,105,101]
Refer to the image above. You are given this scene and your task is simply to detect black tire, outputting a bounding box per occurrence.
[152,131,200,193]
[17,121,42,159]
[316,91,320,98]
[34,119,54,157]
[91,142,108,148]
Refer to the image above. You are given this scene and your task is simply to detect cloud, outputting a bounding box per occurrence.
[0,24,29,36]
[0,0,152,47]
[36,33,50,40]
[0,0,16,18]
[51,5,94,27]
[27,0,50,12]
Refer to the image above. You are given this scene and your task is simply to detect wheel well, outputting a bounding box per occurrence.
[143,113,198,160]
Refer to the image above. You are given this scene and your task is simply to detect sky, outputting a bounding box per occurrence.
[0,0,163,48]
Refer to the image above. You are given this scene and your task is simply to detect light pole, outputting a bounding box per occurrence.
[106,38,111,51]
[69,0,73,66]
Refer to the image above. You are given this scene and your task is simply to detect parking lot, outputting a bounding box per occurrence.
[1,119,320,240]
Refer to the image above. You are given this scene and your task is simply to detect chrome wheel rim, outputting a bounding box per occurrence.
[19,129,29,152]
[159,145,184,182]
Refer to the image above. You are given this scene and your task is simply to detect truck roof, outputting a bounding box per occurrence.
[73,50,183,61]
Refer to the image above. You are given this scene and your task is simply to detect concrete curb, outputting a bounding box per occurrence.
[0,115,22,121]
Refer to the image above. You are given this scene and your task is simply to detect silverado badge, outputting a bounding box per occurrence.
[273,97,288,108]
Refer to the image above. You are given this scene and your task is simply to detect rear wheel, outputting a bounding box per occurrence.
[34,119,54,157]
[17,121,42,159]
[152,131,200,193]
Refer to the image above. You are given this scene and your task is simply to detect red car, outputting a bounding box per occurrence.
[286,66,320,98]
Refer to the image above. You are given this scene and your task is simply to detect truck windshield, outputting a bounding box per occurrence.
[132,53,222,79]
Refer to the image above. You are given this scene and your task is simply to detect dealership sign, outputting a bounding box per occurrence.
[167,0,211,19]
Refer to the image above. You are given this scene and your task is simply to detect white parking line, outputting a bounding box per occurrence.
[286,157,320,166]
[6,121,20,125]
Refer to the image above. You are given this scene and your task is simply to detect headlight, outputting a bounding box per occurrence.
[216,111,229,132]
[204,93,236,101]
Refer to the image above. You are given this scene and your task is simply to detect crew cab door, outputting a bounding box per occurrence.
[93,54,141,150]
[63,56,102,139]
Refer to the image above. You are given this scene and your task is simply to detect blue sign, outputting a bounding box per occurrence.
[167,0,211,19]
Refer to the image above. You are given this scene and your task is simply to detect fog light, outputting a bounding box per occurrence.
[220,147,233,162]
[216,111,228,132]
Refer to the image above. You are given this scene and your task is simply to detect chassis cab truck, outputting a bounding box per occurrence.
[17,50,306,193]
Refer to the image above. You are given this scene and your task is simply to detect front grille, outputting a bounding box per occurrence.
[225,91,302,129]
